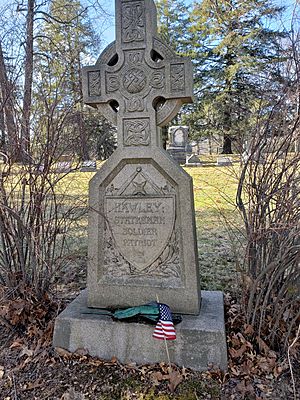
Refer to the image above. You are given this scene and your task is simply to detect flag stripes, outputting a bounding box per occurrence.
[153,303,176,341]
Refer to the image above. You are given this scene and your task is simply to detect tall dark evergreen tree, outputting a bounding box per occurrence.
[186,0,285,153]
[155,0,192,135]
[155,0,191,54]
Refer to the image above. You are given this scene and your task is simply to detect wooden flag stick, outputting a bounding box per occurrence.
[156,294,172,372]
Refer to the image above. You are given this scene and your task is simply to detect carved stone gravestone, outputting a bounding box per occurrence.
[167,125,191,164]
[53,0,227,371]
[82,0,200,314]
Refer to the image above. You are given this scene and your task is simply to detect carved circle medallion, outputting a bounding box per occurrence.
[123,67,147,94]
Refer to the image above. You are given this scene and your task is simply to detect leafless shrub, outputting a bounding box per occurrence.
[236,90,300,351]
[235,5,300,353]
[0,97,87,301]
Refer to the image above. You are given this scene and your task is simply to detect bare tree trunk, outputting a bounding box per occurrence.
[77,52,90,160]
[76,112,89,160]
[21,0,35,161]
[0,105,5,149]
[0,40,20,160]
[208,134,212,155]
[221,51,234,155]
[0,88,5,148]
[222,134,233,154]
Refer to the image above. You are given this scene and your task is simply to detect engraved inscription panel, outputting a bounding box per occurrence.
[103,165,180,280]
[123,118,150,146]
[122,1,146,43]
[171,64,185,92]
[88,71,101,96]
[106,196,175,271]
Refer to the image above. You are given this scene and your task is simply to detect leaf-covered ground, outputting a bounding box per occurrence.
[0,292,299,399]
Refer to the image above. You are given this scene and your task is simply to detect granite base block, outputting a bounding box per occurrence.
[53,290,227,371]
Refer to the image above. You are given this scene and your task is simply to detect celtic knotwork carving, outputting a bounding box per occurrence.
[127,97,145,112]
[106,74,120,92]
[150,70,165,89]
[88,71,101,96]
[122,1,145,43]
[124,118,150,146]
[171,64,185,91]
[82,2,193,142]
[123,68,147,94]
[127,50,144,64]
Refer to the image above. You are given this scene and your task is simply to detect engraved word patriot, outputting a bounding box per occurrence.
[82,0,200,314]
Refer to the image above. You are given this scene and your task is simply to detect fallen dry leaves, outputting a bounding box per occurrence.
[149,367,183,392]
[223,293,299,399]
[0,289,299,399]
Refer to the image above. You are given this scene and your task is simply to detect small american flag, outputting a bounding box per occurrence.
[153,303,176,341]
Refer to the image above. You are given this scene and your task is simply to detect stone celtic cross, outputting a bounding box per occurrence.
[82,0,200,315]
[82,0,193,148]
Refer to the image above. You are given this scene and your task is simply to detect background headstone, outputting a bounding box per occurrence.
[167,126,191,164]
[56,154,72,173]
[56,161,72,173]
[81,160,97,172]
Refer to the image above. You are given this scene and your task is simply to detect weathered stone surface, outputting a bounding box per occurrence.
[82,0,200,314]
[53,290,228,371]
[53,0,228,371]
[88,149,200,314]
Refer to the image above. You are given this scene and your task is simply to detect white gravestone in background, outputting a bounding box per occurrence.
[167,125,191,164]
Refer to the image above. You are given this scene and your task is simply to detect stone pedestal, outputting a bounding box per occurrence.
[53,290,227,371]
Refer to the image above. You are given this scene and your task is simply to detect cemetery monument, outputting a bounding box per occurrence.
[167,125,191,164]
[53,0,227,371]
